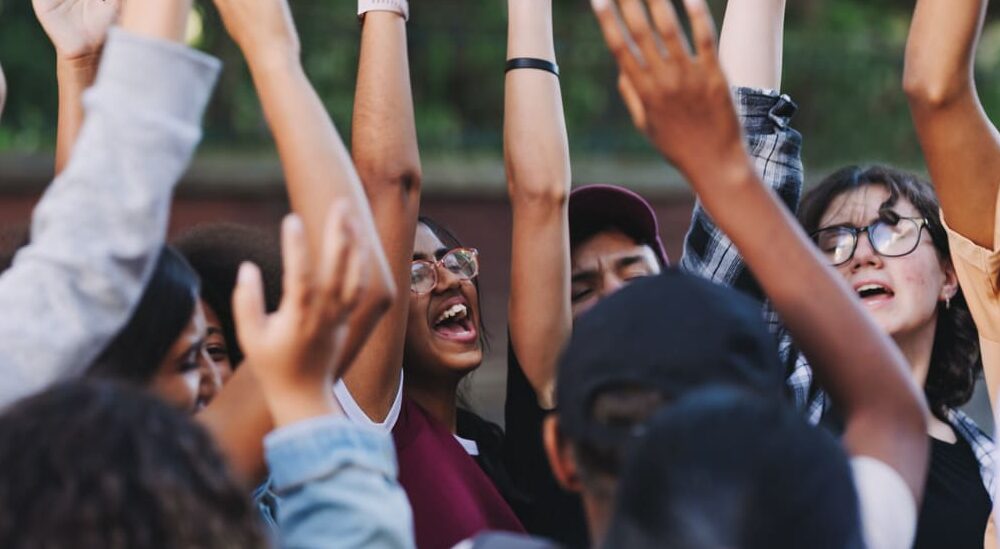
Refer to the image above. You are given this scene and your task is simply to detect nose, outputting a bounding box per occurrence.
[197,348,222,405]
[599,272,627,300]
[848,229,883,272]
[433,263,464,293]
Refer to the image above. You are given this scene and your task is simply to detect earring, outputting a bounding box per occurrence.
[945,296,952,310]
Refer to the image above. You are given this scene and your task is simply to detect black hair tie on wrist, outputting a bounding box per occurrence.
[505,57,560,77]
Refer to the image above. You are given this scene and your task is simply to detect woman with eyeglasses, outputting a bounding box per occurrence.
[796,166,989,549]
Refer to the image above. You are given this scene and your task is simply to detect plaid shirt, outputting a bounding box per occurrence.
[679,87,995,498]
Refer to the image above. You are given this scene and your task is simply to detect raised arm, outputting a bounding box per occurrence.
[0,0,216,408]
[32,0,121,174]
[505,0,572,409]
[233,207,413,549]
[904,0,1000,250]
[592,0,928,501]
[212,0,396,393]
[341,5,422,421]
[678,0,801,299]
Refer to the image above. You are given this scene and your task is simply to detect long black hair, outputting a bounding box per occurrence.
[798,165,981,421]
[87,246,200,383]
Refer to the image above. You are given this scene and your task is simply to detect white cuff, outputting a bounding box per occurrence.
[358,0,409,21]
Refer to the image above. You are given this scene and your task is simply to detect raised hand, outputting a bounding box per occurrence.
[32,0,122,62]
[592,0,744,180]
[233,204,368,426]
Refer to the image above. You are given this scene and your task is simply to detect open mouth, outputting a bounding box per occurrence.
[432,302,477,343]
[855,283,894,304]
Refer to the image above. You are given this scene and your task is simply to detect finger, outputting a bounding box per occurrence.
[683,0,719,63]
[316,200,353,311]
[280,213,312,308]
[591,0,646,85]
[617,72,648,132]
[618,0,664,70]
[338,215,369,314]
[232,262,267,348]
[646,0,691,62]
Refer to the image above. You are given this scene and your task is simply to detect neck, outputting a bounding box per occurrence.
[892,315,956,442]
[892,316,938,390]
[582,491,613,545]
[405,375,460,433]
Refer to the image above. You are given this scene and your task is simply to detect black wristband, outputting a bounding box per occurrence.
[505,57,560,77]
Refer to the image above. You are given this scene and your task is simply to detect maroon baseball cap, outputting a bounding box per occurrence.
[568,184,669,266]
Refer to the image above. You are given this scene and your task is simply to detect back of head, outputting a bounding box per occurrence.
[556,270,786,481]
[174,223,283,366]
[0,380,265,549]
[605,387,863,549]
[88,245,199,382]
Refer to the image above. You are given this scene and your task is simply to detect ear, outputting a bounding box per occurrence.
[940,258,959,303]
[543,415,584,493]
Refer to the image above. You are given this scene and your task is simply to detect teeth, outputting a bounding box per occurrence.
[858,284,884,293]
[436,304,468,325]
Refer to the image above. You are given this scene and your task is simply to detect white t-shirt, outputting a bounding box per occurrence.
[851,456,917,549]
[334,372,480,456]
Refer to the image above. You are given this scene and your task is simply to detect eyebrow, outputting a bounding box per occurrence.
[206,327,224,337]
[615,255,647,269]
[571,270,599,284]
[412,248,450,261]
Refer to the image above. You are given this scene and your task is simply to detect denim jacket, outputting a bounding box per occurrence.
[264,415,415,548]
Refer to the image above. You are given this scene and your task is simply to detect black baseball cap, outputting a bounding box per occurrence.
[604,387,863,549]
[568,185,669,267]
[555,269,786,448]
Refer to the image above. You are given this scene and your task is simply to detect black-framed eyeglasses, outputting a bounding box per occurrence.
[811,217,929,267]
[410,248,480,294]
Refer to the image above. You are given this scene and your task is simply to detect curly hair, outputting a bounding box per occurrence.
[798,165,981,421]
[174,223,283,367]
[0,380,267,549]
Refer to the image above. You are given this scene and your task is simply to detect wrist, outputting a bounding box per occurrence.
[681,144,755,191]
[57,55,100,89]
[262,382,343,428]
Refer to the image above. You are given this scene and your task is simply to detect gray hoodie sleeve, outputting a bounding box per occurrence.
[0,28,220,408]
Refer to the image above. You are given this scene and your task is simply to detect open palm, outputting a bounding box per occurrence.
[33,0,122,60]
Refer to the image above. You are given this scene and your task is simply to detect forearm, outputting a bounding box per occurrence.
[197,366,274,484]
[719,0,786,90]
[54,57,98,174]
[689,156,928,497]
[505,0,571,407]
[120,0,192,43]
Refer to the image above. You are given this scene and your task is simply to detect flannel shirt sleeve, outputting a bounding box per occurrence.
[679,87,804,301]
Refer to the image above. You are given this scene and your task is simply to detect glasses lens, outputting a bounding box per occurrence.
[814,228,856,266]
[410,262,435,293]
[443,249,479,279]
[870,219,921,257]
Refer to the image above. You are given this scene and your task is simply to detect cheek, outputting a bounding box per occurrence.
[891,256,945,307]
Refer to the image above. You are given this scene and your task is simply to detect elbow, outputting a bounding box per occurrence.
[903,67,969,110]
[355,156,423,198]
[507,178,569,211]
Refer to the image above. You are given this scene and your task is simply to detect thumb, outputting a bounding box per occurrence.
[232,261,268,350]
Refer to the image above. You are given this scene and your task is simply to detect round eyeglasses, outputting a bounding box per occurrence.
[410,248,480,294]
[811,217,929,267]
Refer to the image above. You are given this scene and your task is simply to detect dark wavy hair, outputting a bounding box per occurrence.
[798,165,981,421]
[87,246,200,384]
[174,223,283,367]
[0,380,266,548]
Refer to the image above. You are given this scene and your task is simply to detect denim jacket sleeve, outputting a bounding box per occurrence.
[0,28,220,408]
[265,415,415,549]
[679,87,804,301]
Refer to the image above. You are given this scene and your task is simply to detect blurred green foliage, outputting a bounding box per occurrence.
[2,0,1000,173]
